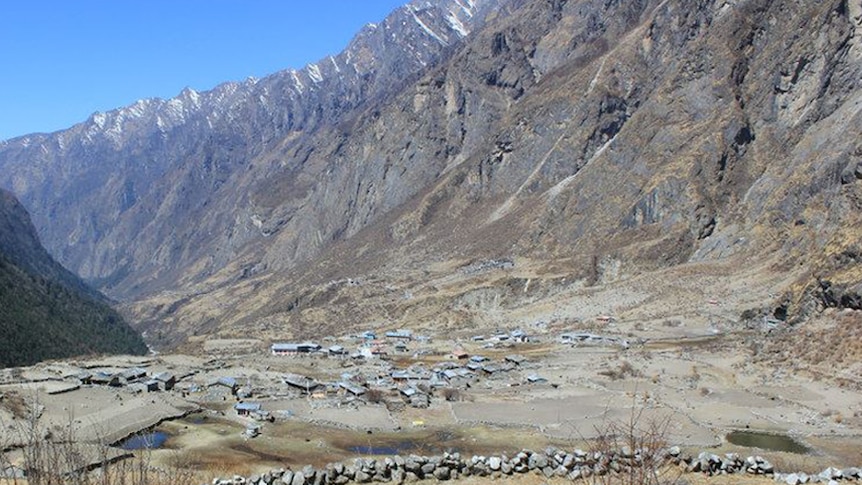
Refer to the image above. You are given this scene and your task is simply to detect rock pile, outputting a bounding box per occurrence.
[206,447,862,485]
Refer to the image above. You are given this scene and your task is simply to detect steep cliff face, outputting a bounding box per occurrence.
[2,0,862,347]
[0,190,147,367]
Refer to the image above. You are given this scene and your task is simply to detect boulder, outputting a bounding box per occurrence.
[488,457,502,471]
[404,458,421,474]
[528,454,548,469]
[784,473,801,485]
[291,471,305,485]
[842,468,860,479]
[501,462,513,475]
[819,467,842,481]
[281,471,294,485]
[314,471,326,485]
[433,467,451,481]
[354,470,371,484]
[420,463,437,476]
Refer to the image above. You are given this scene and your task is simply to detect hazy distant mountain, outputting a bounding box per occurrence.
[1,0,862,347]
[0,189,147,367]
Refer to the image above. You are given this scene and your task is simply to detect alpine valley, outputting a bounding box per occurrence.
[4,0,862,481]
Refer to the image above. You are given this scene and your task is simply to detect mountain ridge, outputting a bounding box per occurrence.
[0,0,506,299]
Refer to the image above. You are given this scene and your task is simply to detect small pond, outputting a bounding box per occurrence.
[118,431,171,450]
[726,430,809,454]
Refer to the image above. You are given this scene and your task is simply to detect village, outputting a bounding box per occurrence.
[2,313,862,481]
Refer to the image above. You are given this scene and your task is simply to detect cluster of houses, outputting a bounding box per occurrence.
[269,327,534,361]
[558,332,629,349]
[230,350,546,421]
[77,368,176,393]
[269,329,424,360]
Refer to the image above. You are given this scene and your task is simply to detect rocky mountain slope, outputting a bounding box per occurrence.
[2,0,862,349]
[0,0,504,299]
[0,189,147,367]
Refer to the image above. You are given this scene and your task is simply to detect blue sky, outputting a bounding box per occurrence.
[0,1,406,141]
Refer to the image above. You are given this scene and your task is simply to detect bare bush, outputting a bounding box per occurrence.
[599,360,642,381]
[1,397,196,485]
[441,388,461,401]
[587,402,682,485]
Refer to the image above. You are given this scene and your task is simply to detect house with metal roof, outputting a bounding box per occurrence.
[385,329,413,340]
[283,373,320,392]
[234,402,262,416]
[271,342,321,355]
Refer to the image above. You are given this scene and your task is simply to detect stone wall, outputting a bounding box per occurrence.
[208,446,862,485]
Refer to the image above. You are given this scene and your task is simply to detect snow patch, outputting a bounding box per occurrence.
[290,70,305,94]
[546,134,617,200]
[586,59,605,95]
[125,100,148,118]
[307,63,323,83]
[447,9,468,37]
[182,87,201,108]
[250,214,264,229]
[91,112,106,130]
[410,9,448,45]
[165,98,186,122]
[453,0,475,17]
[329,55,340,73]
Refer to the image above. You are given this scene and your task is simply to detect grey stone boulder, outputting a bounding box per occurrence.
[354,470,371,484]
[281,471,294,485]
[784,473,801,485]
[404,458,420,474]
[528,453,548,469]
[291,472,305,485]
[433,467,451,481]
[842,468,860,479]
[488,456,502,471]
[819,468,842,481]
